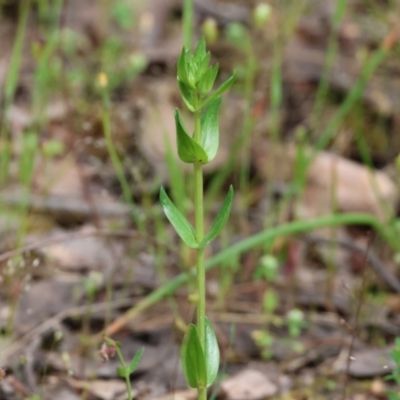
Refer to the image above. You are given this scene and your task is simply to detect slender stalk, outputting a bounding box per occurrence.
[101,92,145,233]
[239,43,256,192]
[115,346,133,400]
[193,103,206,400]
[0,0,30,185]
[311,0,347,128]
[194,157,205,348]
[182,0,193,50]
[310,38,391,166]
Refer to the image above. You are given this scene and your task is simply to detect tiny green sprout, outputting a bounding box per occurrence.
[255,254,279,282]
[111,1,133,30]
[202,18,219,44]
[251,330,274,359]
[225,22,250,49]
[129,52,148,72]
[263,290,278,314]
[42,139,64,158]
[161,37,235,400]
[386,338,400,399]
[286,309,305,338]
[53,330,63,343]
[253,3,272,30]
[83,271,103,300]
[100,337,144,400]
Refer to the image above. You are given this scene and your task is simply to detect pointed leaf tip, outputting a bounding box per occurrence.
[128,347,144,374]
[200,70,236,110]
[199,185,234,248]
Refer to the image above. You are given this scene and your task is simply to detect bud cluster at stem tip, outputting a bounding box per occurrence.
[177,37,236,112]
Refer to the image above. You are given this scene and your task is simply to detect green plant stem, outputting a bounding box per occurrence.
[105,212,397,336]
[193,106,206,351]
[115,347,133,400]
[198,386,207,400]
[193,101,206,400]
[182,0,193,49]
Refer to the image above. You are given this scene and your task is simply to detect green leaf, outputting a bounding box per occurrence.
[199,186,234,248]
[193,37,207,65]
[116,366,127,378]
[175,109,208,163]
[200,97,221,162]
[200,70,236,110]
[204,318,220,387]
[160,187,198,249]
[177,47,189,86]
[181,324,207,389]
[128,347,144,374]
[198,63,219,96]
[178,79,195,112]
[197,52,211,81]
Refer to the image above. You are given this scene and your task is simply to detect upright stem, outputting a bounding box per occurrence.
[182,0,193,50]
[0,0,30,185]
[194,104,206,400]
[193,107,205,346]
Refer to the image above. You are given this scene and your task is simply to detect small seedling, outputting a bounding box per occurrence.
[385,337,400,399]
[286,308,305,338]
[100,337,144,400]
[160,37,235,400]
[255,254,280,282]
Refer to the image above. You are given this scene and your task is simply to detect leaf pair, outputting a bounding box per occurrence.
[177,37,236,111]
[181,318,219,389]
[116,348,144,378]
[176,97,221,164]
[178,72,236,112]
[160,186,234,249]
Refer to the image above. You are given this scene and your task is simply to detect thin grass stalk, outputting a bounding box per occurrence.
[101,94,145,233]
[311,40,392,163]
[0,0,31,184]
[311,0,348,127]
[104,211,397,337]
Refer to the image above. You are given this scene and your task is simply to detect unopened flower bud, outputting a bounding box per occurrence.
[202,18,218,44]
[97,72,108,88]
[99,339,116,363]
[253,3,272,30]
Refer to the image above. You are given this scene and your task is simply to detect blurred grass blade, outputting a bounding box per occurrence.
[0,0,31,185]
